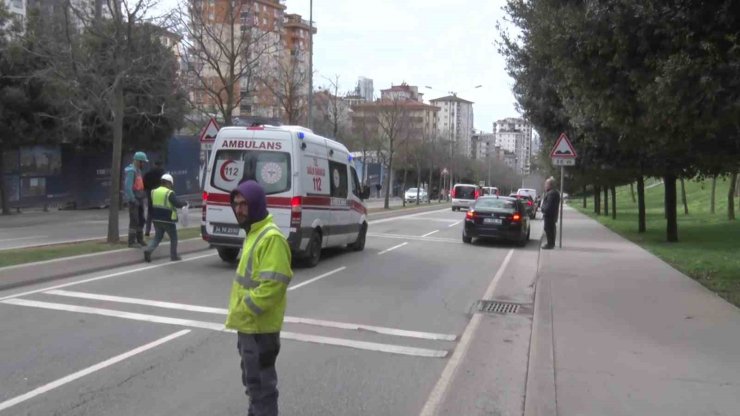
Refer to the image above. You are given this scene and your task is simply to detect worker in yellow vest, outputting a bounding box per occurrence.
[143,174,187,262]
[226,180,292,416]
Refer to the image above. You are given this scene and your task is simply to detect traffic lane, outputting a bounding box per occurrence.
[368,209,458,237]
[0,301,181,406]
[288,233,512,336]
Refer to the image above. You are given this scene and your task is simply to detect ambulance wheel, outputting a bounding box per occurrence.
[217,247,240,263]
[349,223,367,252]
[305,230,322,267]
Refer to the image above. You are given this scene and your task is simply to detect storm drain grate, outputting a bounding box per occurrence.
[477,301,520,315]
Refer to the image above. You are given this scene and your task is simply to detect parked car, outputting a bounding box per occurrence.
[509,193,537,219]
[451,183,481,211]
[405,187,429,203]
[463,196,531,246]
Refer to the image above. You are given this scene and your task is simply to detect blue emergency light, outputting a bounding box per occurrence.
[297,132,305,139]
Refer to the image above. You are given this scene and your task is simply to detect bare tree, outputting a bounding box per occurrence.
[32,0,183,242]
[259,53,308,124]
[175,0,279,126]
[376,98,411,209]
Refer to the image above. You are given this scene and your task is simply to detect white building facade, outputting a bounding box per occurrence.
[2,0,26,27]
[358,76,373,102]
[494,117,534,176]
[430,95,475,159]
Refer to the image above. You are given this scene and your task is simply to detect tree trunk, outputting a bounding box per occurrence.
[416,162,421,205]
[107,79,124,243]
[594,185,601,215]
[729,172,738,221]
[611,186,616,220]
[630,182,636,203]
[680,178,688,215]
[664,174,678,242]
[710,175,717,214]
[383,153,393,209]
[427,161,433,204]
[582,185,587,208]
[0,152,9,215]
[603,186,609,216]
[401,169,408,207]
[637,176,646,233]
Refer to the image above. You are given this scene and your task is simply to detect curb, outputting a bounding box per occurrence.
[523,236,558,416]
[0,239,211,291]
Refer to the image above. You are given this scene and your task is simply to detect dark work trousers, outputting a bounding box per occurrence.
[128,200,145,245]
[237,332,281,416]
[144,222,178,259]
[145,191,154,236]
[544,216,557,248]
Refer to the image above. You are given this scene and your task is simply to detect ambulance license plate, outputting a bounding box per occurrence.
[213,224,240,235]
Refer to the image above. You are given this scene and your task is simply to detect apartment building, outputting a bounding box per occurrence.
[2,0,26,27]
[494,117,534,175]
[429,95,475,159]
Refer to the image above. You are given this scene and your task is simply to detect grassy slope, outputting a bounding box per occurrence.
[572,178,740,307]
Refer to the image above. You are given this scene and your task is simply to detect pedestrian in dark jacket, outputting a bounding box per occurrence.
[540,177,561,249]
[144,174,187,262]
[143,161,165,237]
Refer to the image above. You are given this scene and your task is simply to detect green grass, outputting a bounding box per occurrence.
[0,227,203,269]
[571,178,740,307]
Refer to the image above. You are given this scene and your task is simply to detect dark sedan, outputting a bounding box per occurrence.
[463,196,531,246]
[508,193,537,219]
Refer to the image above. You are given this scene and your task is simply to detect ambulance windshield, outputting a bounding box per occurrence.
[211,150,291,194]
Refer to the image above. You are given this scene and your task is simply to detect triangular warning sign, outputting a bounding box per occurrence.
[199,118,220,142]
[549,133,577,158]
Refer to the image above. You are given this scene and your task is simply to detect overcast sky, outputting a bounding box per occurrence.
[160,0,520,132]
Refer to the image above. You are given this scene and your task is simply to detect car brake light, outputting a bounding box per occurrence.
[466,210,476,220]
[201,192,208,221]
[474,190,480,199]
[512,213,521,222]
[451,188,456,198]
[290,196,302,227]
[527,200,533,206]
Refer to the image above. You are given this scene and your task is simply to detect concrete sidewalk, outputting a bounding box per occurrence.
[527,206,740,416]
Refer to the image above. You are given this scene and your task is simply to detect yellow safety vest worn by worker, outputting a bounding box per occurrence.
[225,215,293,334]
[151,186,178,222]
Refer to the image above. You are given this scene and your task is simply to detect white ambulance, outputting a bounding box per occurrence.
[201,124,370,267]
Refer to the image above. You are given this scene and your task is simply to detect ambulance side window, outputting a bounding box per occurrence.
[328,161,348,198]
[350,167,362,198]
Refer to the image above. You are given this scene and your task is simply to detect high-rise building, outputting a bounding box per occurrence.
[430,95,475,159]
[358,77,373,102]
[494,117,534,175]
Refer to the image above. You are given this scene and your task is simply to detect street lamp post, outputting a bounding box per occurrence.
[307,0,313,129]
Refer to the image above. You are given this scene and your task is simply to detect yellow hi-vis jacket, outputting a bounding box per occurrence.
[225,214,293,334]
[151,186,177,222]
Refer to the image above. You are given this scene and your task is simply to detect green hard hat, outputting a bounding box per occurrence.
[133,151,149,162]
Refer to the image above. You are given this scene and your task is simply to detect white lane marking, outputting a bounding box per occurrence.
[419,249,515,416]
[0,235,46,243]
[0,329,190,413]
[0,253,217,302]
[0,299,447,358]
[46,290,228,314]
[402,218,459,224]
[369,233,460,244]
[285,317,456,341]
[42,290,457,341]
[281,332,447,358]
[421,230,440,238]
[368,208,451,225]
[288,266,346,291]
[378,242,408,255]
[448,220,463,228]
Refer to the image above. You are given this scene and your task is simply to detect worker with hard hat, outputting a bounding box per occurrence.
[143,173,188,262]
[124,151,149,247]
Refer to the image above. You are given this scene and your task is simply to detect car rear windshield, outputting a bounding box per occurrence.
[211,150,291,194]
[455,186,476,199]
[475,198,517,212]
[407,188,418,193]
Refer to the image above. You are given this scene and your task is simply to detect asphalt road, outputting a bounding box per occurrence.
[0,208,542,416]
[0,198,405,251]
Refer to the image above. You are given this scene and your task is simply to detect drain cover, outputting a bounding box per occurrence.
[477,301,520,314]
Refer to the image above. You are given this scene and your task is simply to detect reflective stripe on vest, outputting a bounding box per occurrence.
[151,187,176,220]
[234,225,281,288]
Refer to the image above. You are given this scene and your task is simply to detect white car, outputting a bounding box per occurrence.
[451,183,481,211]
[405,188,428,203]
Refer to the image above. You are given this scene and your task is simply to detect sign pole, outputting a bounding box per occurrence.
[559,165,564,248]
